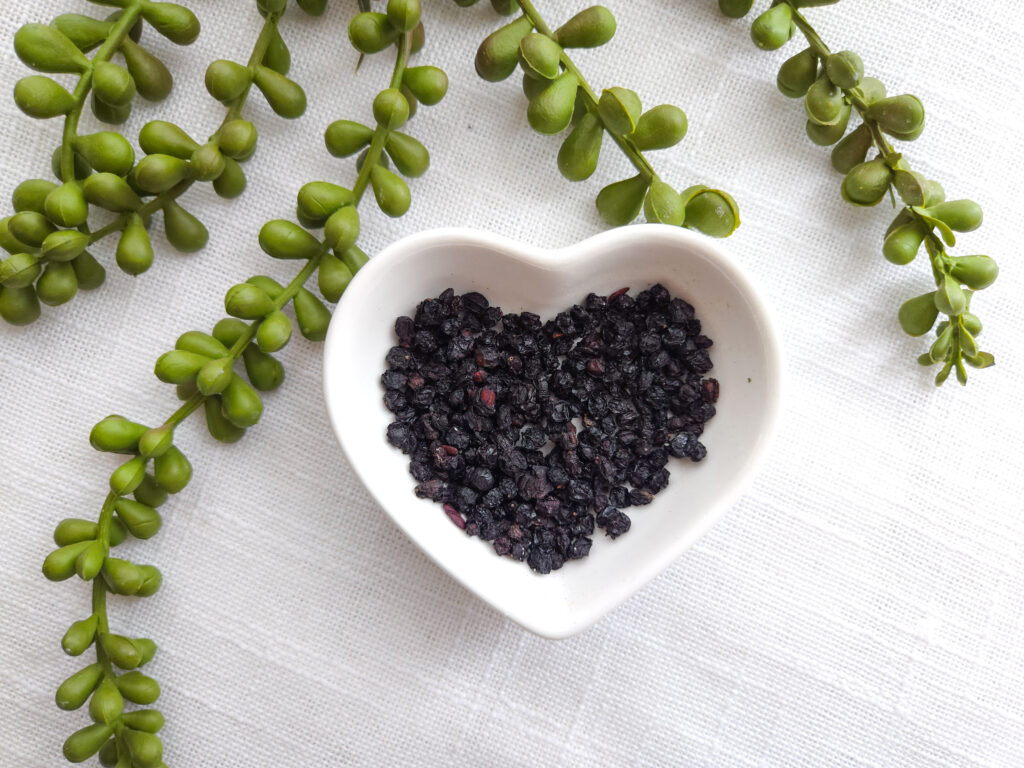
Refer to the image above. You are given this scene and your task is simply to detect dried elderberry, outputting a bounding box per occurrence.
[381,286,718,574]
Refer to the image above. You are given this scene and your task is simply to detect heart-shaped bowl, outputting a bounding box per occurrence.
[323,225,782,638]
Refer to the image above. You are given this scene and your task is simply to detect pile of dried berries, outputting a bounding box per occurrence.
[381,285,718,574]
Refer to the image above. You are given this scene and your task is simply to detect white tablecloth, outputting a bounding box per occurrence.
[2,0,1023,765]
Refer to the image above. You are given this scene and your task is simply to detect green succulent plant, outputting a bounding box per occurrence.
[0,0,311,326]
[719,0,996,385]
[461,0,740,237]
[39,1,450,764]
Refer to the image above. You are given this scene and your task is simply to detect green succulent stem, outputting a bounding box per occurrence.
[47,11,333,763]
[791,6,940,257]
[91,551,111,661]
[789,7,899,164]
[61,4,145,183]
[87,181,193,245]
[219,250,326,361]
[89,497,124,740]
[47,0,446,748]
[65,30,420,760]
[785,1,982,383]
[923,237,969,375]
[514,0,657,182]
[390,30,413,91]
[35,12,285,274]
[222,7,286,125]
[77,243,324,764]
[352,32,413,203]
[91,577,132,757]
[786,5,827,58]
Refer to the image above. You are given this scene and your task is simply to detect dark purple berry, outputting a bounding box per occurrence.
[463,291,489,313]
[517,466,553,500]
[683,350,713,374]
[386,346,415,370]
[474,347,501,368]
[395,316,415,343]
[629,489,654,506]
[386,422,416,453]
[687,440,707,462]
[596,507,631,538]
[414,479,447,501]
[568,537,592,559]
[381,370,407,389]
[466,466,495,492]
[701,378,720,404]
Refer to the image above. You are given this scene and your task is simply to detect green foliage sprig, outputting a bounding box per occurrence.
[459,0,739,236]
[0,0,316,327]
[42,0,445,763]
[720,0,997,385]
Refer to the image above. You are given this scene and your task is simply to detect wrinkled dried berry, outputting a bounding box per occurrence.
[381,370,407,389]
[395,316,415,344]
[386,346,415,370]
[414,479,447,501]
[519,424,547,451]
[386,422,416,454]
[668,433,692,458]
[568,536,592,559]
[517,466,552,500]
[629,489,654,506]
[597,507,632,538]
[466,466,495,492]
[383,286,717,574]
[702,378,720,404]
[463,291,489,313]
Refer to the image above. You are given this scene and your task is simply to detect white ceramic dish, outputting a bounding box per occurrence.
[323,225,782,638]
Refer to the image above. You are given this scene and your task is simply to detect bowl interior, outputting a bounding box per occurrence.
[323,225,781,638]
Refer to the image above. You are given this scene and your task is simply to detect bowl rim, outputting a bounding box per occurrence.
[323,224,784,638]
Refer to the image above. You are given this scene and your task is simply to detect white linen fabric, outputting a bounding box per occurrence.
[2,0,1023,765]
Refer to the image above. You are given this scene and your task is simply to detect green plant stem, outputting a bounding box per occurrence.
[514,0,657,181]
[87,180,192,245]
[90,499,118,729]
[92,493,115,673]
[787,6,828,57]
[91,567,111,658]
[220,251,325,363]
[221,8,285,125]
[786,1,969,372]
[61,5,144,183]
[353,32,412,203]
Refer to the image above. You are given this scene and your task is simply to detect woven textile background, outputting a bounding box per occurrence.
[2,1,1023,765]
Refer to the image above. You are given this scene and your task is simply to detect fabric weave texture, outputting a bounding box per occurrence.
[1,0,1023,765]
